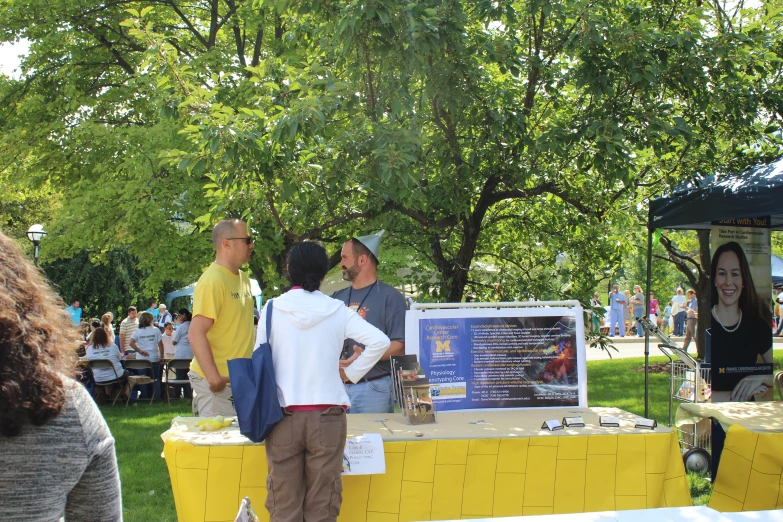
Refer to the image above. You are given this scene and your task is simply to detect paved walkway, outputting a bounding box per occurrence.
[585,335,783,361]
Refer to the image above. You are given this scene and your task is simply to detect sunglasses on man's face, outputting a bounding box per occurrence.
[227,236,255,245]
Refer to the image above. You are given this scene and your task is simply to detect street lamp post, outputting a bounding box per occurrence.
[26,224,47,266]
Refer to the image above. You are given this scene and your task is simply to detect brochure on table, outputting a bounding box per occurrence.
[405,304,587,411]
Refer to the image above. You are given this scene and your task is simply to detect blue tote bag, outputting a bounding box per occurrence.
[227,300,282,442]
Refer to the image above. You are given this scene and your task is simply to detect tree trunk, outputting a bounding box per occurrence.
[445,264,469,303]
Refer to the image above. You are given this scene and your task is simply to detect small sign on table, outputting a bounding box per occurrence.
[342,434,386,475]
[634,418,657,430]
[541,419,564,431]
[562,416,585,427]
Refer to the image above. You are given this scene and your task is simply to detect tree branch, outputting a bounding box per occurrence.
[659,234,701,287]
[266,195,301,242]
[208,0,219,48]
[168,0,210,49]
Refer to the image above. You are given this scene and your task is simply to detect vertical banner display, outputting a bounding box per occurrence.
[710,218,774,402]
[405,305,587,411]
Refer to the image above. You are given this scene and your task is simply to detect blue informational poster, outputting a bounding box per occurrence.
[407,306,587,411]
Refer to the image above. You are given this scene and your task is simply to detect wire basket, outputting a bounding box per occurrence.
[637,316,712,453]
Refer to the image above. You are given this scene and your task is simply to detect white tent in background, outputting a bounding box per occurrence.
[166,279,263,310]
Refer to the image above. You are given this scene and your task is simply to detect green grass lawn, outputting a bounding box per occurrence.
[102,400,192,522]
[102,352,783,521]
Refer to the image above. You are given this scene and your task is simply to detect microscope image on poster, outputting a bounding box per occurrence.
[520,317,579,404]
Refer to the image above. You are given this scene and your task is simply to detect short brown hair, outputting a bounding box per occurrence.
[126,306,137,315]
[0,231,79,437]
[91,326,110,347]
[138,311,154,328]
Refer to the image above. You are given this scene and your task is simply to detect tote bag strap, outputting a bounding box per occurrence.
[265,299,274,345]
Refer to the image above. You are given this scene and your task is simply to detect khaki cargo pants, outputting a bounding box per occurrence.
[265,407,347,522]
[188,371,235,417]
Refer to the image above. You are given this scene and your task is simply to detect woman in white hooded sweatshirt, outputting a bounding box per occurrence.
[257,241,390,522]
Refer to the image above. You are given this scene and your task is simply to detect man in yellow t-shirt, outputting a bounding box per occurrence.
[188,218,256,416]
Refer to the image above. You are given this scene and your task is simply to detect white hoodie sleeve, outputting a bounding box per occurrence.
[341,308,391,384]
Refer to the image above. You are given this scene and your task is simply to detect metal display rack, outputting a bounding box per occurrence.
[637,316,712,474]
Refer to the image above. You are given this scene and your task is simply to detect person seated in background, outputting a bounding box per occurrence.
[87,326,129,400]
[0,230,122,520]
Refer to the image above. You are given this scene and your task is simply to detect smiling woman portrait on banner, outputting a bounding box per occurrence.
[709,219,774,402]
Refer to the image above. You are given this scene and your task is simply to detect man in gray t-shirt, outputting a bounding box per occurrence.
[332,232,407,413]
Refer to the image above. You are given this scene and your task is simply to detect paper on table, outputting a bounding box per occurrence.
[342,433,385,475]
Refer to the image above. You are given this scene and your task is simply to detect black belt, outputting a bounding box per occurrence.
[354,373,390,384]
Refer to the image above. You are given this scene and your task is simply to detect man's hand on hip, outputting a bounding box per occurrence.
[339,345,362,368]
[208,375,230,393]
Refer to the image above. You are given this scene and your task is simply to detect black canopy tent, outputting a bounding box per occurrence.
[642,155,783,416]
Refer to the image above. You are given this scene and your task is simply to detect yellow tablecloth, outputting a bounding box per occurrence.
[162,408,691,522]
[675,403,783,512]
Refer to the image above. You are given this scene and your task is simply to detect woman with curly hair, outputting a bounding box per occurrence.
[0,230,122,520]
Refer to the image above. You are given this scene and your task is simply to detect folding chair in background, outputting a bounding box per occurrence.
[124,359,158,406]
[165,359,193,406]
[88,360,126,406]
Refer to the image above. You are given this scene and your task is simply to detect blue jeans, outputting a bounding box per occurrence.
[633,308,644,336]
[674,312,686,336]
[344,375,394,414]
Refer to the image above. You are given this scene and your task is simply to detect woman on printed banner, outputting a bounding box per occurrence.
[710,241,773,402]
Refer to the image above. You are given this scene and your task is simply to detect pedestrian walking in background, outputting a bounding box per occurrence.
[631,285,645,337]
[682,289,699,351]
[590,292,602,333]
[662,302,673,334]
[607,285,626,337]
[649,292,659,328]
[671,288,687,336]
[623,290,633,335]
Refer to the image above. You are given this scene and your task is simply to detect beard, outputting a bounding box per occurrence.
[341,263,359,281]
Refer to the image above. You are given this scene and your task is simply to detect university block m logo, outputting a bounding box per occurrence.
[436,340,451,353]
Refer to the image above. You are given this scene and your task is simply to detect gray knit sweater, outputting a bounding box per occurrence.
[0,378,122,521]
